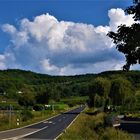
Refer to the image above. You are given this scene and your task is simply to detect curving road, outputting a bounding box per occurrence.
[0,106,85,140]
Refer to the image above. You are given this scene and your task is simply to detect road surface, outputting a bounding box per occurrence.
[0,106,85,140]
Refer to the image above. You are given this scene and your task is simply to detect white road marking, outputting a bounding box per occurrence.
[43,121,53,124]
[2,126,48,140]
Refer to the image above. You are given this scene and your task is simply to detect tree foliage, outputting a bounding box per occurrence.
[18,93,35,108]
[0,69,140,111]
[88,77,111,107]
[89,77,111,97]
[18,84,35,107]
[109,77,134,106]
[36,91,50,104]
[107,2,140,71]
[88,76,135,109]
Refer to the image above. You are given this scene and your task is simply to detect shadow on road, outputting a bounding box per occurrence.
[63,112,80,115]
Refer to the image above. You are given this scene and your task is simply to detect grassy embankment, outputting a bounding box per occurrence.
[58,108,134,140]
[0,102,70,131]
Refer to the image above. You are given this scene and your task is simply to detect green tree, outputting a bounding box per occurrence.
[109,77,134,106]
[35,86,50,104]
[18,93,35,108]
[94,94,103,107]
[49,85,61,102]
[18,85,35,108]
[108,1,140,71]
[88,77,111,107]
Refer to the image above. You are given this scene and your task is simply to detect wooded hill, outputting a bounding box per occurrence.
[0,69,140,107]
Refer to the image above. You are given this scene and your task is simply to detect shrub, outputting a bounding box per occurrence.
[33,104,44,111]
[21,110,34,121]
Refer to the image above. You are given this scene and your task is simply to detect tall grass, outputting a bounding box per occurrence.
[99,128,134,140]
[59,112,134,140]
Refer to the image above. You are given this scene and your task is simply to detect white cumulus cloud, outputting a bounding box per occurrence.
[0,54,6,69]
[0,8,137,75]
[108,8,134,31]
[2,24,16,34]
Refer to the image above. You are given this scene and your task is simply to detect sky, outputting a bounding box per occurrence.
[0,0,139,75]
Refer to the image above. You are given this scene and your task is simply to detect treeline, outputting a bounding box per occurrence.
[0,69,95,105]
[88,77,137,111]
[0,69,140,110]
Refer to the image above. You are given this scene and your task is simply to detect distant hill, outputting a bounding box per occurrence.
[0,69,140,100]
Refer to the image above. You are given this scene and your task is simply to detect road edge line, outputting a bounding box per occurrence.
[2,126,48,140]
[0,114,60,134]
[54,106,86,140]
[0,107,77,134]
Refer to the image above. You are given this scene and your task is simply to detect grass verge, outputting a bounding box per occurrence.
[58,109,134,140]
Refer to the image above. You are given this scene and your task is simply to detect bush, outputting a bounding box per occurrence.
[85,108,101,115]
[33,104,44,111]
[21,110,34,121]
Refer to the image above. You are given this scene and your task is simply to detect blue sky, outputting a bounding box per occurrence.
[0,0,137,75]
[0,0,132,25]
[0,0,132,51]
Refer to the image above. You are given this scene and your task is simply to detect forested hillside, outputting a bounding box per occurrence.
[0,69,96,100]
[0,69,140,110]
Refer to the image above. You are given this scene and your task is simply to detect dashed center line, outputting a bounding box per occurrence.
[44,121,53,124]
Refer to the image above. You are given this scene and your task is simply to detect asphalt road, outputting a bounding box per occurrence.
[0,106,85,140]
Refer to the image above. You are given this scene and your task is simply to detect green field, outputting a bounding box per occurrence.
[60,96,88,106]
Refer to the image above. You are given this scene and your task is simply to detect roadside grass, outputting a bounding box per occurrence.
[0,105,74,131]
[99,127,134,140]
[58,110,134,140]
[0,110,59,131]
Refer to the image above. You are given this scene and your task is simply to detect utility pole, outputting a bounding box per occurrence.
[9,104,12,128]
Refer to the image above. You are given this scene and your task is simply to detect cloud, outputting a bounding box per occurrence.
[0,54,6,69]
[1,8,136,75]
[108,8,134,31]
[2,24,16,34]
[40,59,60,75]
